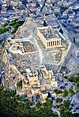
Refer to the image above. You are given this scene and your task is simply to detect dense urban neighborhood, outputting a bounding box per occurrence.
[0,0,79,117]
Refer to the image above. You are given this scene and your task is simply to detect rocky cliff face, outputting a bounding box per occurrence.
[0,47,9,67]
[0,42,27,90]
[0,47,9,85]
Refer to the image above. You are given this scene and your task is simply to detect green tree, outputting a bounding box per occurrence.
[3,23,8,27]
[0,86,58,117]
[17,80,22,88]
[60,100,71,117]
[63,89,68,97]
[76,82,79,90]
[69,86,75,96]
[0,27,9,34]
[56,98,63,103]
[68,76,76,82]
[54,89,62,94]
[11,20,24,34]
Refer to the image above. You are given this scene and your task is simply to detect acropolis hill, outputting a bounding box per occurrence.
[0,17,71,103]
[0,0,79,115]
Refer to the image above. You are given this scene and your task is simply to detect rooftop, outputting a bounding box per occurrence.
[39,27,59,40]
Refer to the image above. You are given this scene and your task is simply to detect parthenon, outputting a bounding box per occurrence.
[37,26,62,49]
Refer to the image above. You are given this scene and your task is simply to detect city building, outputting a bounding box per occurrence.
[26,68,40,87]
[41,67,54,79]
[67,58,79,71]
[75,49,79,58]
[75,38,79,46]
[50,78,58,87]
[37,26,62,49]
